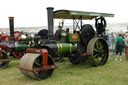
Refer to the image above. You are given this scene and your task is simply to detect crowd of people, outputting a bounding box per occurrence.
[109,32,128,61]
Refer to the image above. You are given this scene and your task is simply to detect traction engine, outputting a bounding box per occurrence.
[0,17,34,68]
[17,7,114,80]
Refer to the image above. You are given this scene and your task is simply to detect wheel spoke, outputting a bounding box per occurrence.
[93,54,98,58]
[101,50,105,53]
[93,48,98,52]
[96,41,100,49]
[34,61,42,67]
[99,42,103,49]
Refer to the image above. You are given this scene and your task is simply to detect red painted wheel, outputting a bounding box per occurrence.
[12,52,26,59]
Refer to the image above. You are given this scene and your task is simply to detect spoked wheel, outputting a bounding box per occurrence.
[87,37,109,66]
[0,51,10,68]
[19,53,54,80]
[12,51,26,59]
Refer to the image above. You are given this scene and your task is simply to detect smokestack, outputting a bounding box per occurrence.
[47,7,54,40]
[8,17,15,43]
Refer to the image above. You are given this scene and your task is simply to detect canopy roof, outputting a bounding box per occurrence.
[53,10,114,20]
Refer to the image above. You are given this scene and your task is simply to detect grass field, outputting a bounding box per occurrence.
[0,52,128,85]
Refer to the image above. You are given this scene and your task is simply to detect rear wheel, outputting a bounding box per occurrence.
[0,51,10,68]
[19,53,54,80]
[87,37,109,66]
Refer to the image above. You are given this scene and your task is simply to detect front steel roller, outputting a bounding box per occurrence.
[87,37,109,66]
[0,50,10,68]
[19,53,54,80]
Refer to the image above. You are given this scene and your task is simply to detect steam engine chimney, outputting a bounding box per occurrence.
[8,17,15,43]
[47,7,54,40]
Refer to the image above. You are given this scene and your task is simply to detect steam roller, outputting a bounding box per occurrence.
[17,7,114,80]
[18,49,56,80]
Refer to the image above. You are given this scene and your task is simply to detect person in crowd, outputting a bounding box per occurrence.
[109,32,117,52]
[115,33,125,61]
[124,32,128,60]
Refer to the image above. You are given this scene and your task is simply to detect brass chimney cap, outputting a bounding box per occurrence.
[8,17,14,19]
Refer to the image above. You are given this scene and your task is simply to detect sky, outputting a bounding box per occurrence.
[0,0,128,28]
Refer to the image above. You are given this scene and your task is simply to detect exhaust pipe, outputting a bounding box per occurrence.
[8,17,15,43]
[47,7,54,40]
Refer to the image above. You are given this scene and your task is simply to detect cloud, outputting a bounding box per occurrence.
[0,0,127,28]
